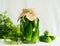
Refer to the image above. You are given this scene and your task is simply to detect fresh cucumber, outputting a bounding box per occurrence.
[50,36,56,41]
[39,36,51,42]
[31,18,39,43]
[44,30,50,36]
[24,16,29,28]
[20,17,25,41]
[25,22,33,42]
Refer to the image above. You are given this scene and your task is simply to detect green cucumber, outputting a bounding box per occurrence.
[31,18,39,43]
[25,22,33,42]
[44,30,50,36]
[39,36,51,42]
[50,36,56,41]
[20,17,25,41]
[24,16,29,28]
[20,16,30,42]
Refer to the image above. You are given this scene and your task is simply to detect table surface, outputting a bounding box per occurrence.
[0,37,59,46]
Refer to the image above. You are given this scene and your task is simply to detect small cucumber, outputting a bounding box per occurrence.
[44,30,50,36]
[24,16,29,28]
[50,36,56,41]
[20,17,25,41]
[39,36,51,42]
[31,18,39,43]
[25,22,33,42]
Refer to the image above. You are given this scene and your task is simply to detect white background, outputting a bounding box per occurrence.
[0,0,60,46]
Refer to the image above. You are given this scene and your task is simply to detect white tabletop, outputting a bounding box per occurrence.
[0,37,59,46]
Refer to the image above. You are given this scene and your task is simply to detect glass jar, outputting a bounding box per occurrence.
[19,9,39,43]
